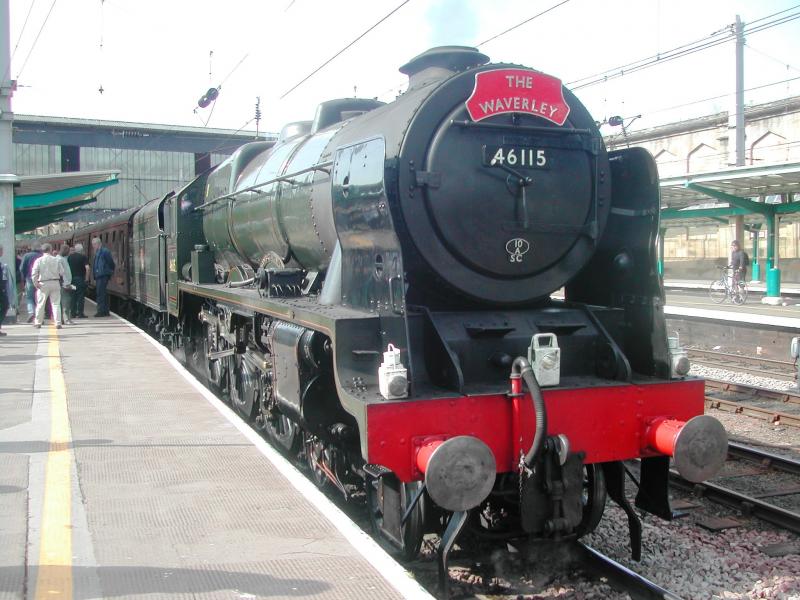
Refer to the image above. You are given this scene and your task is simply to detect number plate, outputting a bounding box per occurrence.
[483,145,548,169]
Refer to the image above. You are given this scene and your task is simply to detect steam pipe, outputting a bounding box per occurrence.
[511,357,547,468]
[228,277,255,288]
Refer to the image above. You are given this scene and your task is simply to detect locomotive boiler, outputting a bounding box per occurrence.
[67,46,728,589]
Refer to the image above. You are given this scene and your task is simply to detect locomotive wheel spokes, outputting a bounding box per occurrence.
[576,463,607,536]
[305,434,334,489]
[366,475,425,561]
[185,326,206,382]
[228,355,258,421]
[264,409,299,454]
[203,324,225,394]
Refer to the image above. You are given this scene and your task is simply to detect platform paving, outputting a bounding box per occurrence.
[0,307,428,599]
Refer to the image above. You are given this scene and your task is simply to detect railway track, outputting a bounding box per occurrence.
[575,543,682,600]
[689,348,796,382]
[704,378,800,428]
[670,441,800,535]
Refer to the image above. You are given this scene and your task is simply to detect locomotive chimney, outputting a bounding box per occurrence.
[400,45,489,89]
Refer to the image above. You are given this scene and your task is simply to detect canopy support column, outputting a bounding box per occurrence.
[750,224,761,282]
[765,207,781,301]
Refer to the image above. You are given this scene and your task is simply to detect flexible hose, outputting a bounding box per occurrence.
[512,357,547,468]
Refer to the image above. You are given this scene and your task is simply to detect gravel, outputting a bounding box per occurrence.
[690,363,798,392]
[714,412,800,461]
[584,501,800,599]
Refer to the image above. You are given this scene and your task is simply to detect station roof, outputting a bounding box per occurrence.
[14,113,278,140]
[13,170,120,233]
[660,161,800,208]
[659,161,800,224]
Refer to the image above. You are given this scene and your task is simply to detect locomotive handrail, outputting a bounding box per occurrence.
[451,119,593,136]
[572,301,633,382]
[194,160,334,211]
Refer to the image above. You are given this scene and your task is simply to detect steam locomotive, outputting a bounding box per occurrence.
[58,46,728,587]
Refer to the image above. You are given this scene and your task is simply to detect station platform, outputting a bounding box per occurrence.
[665,278,800,297]
[665,288,800,329]
[0,306,431,599]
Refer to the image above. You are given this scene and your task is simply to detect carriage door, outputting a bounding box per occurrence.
[165,196,180,316]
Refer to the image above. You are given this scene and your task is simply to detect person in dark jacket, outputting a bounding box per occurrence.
[67,243,90,318]
[91,237,115,317]
[0,244,9,336]
[730,240,748,286]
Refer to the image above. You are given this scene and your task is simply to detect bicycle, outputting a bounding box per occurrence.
[708,266,748,305]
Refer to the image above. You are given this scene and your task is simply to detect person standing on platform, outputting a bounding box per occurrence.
[0,244,10,336]
[91,237,115,317]
[58,244,75,325]
[31,243,65,329]
[68,243,90,318]
[19,245,42,323]
[729,240,748,287]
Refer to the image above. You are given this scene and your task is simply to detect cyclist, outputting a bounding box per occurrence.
[729,240,748,287]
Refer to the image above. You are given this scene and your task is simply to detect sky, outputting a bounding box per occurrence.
[5,0,800,136]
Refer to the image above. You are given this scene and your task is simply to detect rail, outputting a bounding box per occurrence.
[670,442,800,534]
[575,543,683,600]
[728,441,800,476]
[704,396,800,428]
[690,349,795,381]
[705,378,800,405]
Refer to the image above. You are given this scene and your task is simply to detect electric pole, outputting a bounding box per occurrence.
[732,14,745,167]
[0,0,19,321]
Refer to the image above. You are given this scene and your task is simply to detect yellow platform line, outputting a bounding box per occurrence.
[35,326,73,599]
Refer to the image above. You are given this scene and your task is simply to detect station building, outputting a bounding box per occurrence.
[12,114,277,234]
[605,96,800,283]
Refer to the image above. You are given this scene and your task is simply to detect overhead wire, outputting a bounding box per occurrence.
[15,0,59,80]
[637,138,800,167]
[205,117,260,155]
[476,0,570,47]
[745,44,800,74]
[608,75,800,123]
[567,29,733,87]
[5,0,37,81]
[374,0,571,103]
[279,0,411,99]
[569,32,736,89]
[568,8,800,91]
[9,0,37,59]
[198,53,249,127]
[746,11,800,34]
[746,3,800,25]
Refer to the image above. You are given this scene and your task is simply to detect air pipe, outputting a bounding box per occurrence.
[511,356,547,468]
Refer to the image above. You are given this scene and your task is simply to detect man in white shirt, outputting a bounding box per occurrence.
[31,243,66,329]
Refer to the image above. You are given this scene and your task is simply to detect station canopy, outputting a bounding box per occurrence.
[13,170,120,233]
[659,161,800,224]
